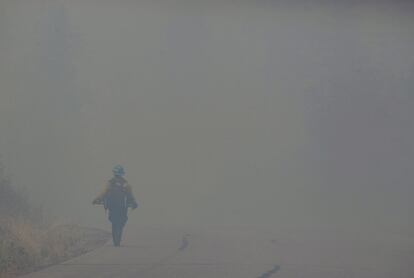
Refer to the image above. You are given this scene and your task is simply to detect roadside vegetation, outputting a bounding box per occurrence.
[0,162,109,277]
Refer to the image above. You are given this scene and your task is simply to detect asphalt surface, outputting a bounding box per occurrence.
[21,225,414,278]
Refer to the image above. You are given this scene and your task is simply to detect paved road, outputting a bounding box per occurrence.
[22,225,414,278]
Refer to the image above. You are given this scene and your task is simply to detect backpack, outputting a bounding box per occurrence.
[104,177,128,210]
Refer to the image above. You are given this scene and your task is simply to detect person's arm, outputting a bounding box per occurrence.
[124,184,138,209]
[92,184,109,205]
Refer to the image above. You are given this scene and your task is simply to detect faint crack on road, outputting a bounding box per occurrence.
[179,234,190,251]
[256,265,280,278]
[137,233,190,275]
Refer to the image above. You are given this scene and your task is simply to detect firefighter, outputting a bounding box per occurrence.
[93,165,138,246]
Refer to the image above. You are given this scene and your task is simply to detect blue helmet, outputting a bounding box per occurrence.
[112,165,125,177]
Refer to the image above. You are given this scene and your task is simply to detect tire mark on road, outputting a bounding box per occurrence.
[256,265,280,278]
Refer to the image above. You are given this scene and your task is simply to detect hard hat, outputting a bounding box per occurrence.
[112,165,125,176]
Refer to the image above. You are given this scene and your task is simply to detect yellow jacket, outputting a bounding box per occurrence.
[93,177,137,209]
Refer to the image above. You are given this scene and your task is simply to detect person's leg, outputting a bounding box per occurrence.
[109,209,123,246]
[115,208,128,246]
[111,222,119,246]
[113,222,123,246]
[118,226,123,246]
[117,221,126,246]
[109,208,127,246]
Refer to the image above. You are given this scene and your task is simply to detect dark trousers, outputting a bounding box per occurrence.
[108,207,128,246]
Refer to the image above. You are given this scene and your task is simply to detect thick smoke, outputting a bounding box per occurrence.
[0,0,413,233]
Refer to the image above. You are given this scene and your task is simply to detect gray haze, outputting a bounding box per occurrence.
[0,0,413,233]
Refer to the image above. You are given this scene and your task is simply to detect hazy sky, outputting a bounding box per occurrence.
[0,0,413,232]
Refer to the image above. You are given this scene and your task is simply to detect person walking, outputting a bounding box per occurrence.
[93,165,138,246]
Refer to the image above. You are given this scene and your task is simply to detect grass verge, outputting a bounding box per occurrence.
[0,162,110,277]
[0,219,110,277]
